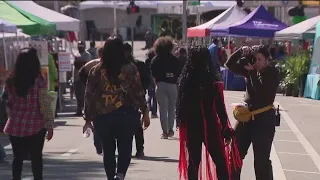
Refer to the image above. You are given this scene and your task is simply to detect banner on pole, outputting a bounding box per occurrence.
[58,52,72,72]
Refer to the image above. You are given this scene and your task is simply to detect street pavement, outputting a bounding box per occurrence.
[1,42,320,180]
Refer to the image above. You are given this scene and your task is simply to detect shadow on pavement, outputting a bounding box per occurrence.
[134,156,178,163]
[54,121,82,127]
[0,154,137,180]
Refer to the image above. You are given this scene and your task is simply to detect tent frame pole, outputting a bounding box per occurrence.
[225,36,231,90]
[2,32,8,70]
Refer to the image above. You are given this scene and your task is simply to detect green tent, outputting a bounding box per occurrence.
[0,1,56,35]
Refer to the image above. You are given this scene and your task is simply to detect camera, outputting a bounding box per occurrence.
[239,52,256,66]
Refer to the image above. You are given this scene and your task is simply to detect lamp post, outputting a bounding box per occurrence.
[182,0,187,43]
[113,2,117,35]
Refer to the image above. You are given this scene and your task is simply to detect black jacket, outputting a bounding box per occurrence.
[132,58,151,91]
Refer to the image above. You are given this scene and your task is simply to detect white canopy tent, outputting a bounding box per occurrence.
[0,19,17,33]
[275,15,320,40]
[0,29,30,40]
[79,1,236,13]
[8,1,80,32]
[187,5,247,37]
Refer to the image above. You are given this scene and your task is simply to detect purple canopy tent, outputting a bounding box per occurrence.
[210,5,288,38]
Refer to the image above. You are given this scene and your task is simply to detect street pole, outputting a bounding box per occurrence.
[113,2,117,35]
[182,0,187,44]
[131,27,134,56]
[53,1,59,12]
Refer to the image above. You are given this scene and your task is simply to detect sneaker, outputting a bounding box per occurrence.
[161,133,168,139]
[114,173,124,180]
[135,151,145,158]
[151,114,158,118]
[168,130,174,137]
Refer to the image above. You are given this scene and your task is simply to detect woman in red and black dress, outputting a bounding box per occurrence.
[176,46,242,180]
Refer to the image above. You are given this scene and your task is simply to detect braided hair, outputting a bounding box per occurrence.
[176,46,222,122]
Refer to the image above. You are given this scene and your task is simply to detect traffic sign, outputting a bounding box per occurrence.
[188,0,200,6]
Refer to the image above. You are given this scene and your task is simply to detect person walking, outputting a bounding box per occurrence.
[87,41,98,60]
[145,49,158,118]
[79,45,104,155]
[150,36,182,139]
[123,43,150,158]
[83,37,150,180]
[176,46,242,180]
[2,48,54,180]
[225,45,280,180]
[176,47,188,69]
[74,41,92,116]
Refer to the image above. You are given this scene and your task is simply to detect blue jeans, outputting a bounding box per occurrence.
[148,87,157,115]
[0,143,6,161]
[93,106,140,179]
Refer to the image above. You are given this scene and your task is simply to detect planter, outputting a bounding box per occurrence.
[299,73,308,97]
[292,88,300,97]
[285,84,293,96]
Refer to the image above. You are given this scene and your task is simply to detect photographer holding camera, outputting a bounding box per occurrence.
[225,45,280,180]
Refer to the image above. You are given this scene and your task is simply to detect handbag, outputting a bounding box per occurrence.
[232,103,273,123]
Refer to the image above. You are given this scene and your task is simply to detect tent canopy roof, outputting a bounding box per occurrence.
[79,1,235,13]
[187,5,247,37]
[0,18,17,33]
[7,1,80,32]
[275,15,320,40]
[0,29,30,39]
[211,5,287,38]
[0,1,56,35]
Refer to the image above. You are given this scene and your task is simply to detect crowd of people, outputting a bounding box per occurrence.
[0,33,280,180]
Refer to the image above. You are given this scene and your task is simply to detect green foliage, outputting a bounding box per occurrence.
[282,51,309,90]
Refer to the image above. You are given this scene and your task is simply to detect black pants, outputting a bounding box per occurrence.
[9,129,46,180]
[93,107,140,180]
[134,123,144,153]
[232,110,276,180]
[187,120,229,180]
[74,81,85,114]
[93,129,102,154]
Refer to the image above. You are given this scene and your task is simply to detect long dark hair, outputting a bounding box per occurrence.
[101,37,128,84]
[176,46,221,120]
[6,48,41,97]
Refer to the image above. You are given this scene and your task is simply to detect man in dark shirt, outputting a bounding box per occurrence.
[145,49,158,118]
[225,45,280,180]
[123,43,151,158]
[177,47,187,69]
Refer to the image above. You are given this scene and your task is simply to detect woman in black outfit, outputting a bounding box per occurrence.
[177,46,242,180]
[150,37,182,139]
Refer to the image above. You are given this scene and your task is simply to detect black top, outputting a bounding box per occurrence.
[150,53,182,84]
[225,48,280,111]
[131,58,151,91]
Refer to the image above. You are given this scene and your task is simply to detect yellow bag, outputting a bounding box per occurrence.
[232,104,273,123]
